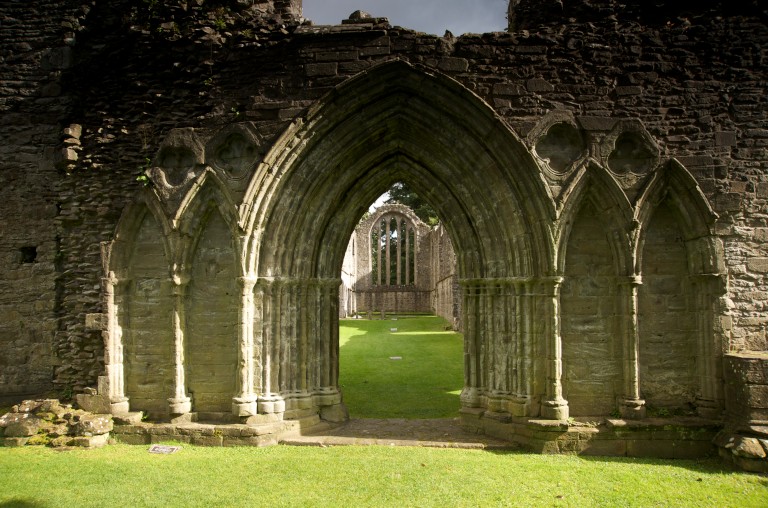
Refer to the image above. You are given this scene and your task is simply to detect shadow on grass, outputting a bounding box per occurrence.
[339,315,463,419]
[576,453,768,478]
[0,500,45,508]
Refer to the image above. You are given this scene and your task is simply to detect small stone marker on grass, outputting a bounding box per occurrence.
[149,444,181,454]
[390,328,398,332]
[389,356,402,360]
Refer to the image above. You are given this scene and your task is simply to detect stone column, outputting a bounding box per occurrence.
[232,276,258,416]
[508,280,534,417]
[167,274,192,415]
[540,276,569,420]
[315,278,345,420]
[460,280,482,408]
[258,280,284,414]
[693,273,726,418]
[618,275,646,419]
[103,272,130,414]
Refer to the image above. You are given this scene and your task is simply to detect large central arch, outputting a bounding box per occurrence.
[238,60,566,420]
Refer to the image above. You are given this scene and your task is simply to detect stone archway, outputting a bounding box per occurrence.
[240,60,561,421]
[100,60,726,431]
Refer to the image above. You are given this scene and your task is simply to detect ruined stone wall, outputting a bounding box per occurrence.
[339,231,357,318]
[0,0,766,416]
[353,205,432,315]
[428,225,460,329]
[0,1,88,401]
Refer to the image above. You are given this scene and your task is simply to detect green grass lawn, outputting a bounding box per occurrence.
[1,444,766,507]
[339,315,463,418]
[1,315,766,506]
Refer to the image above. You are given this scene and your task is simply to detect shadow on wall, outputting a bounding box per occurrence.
[339,316,463,419]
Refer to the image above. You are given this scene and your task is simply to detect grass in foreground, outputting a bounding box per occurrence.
[0,444,766,507]
[339,315,463,418]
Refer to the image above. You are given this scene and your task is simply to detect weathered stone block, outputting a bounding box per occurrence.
[438,57,468,72]
[747,258,768,274]
[527,78,554,92]
[114,434,150,445]
[77,414,113,436]
[305,62,337,76]
[731,436,767,459]
[70,433,110,448]
[191,435,223,446]
[76,393,111,414]
[627,440,675,459]
[1,437,30,447]
[4,416,43,437]
[580,439,627,456]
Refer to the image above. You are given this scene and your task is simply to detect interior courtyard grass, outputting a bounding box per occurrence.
[339,315,464,418]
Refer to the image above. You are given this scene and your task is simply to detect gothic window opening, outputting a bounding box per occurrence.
[370,213,417,287]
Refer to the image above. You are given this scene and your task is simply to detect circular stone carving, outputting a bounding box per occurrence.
[608,132,656,175]
[214,133,257,179]
[158,147,196,186]
[534,123,585,174]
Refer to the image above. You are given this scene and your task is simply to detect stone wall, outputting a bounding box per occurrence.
[716,353,768,472]
[0,1,89,401]
[428,225,460,328]
[0,0,765,443]
[339,231,357,318]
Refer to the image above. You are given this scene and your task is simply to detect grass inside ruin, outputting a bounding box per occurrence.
[1,444,766,507]
[339,315,463,418]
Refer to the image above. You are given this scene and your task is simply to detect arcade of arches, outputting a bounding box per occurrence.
[5,0,768,468]
[105,61,726,429]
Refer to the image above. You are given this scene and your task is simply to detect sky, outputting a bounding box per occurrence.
[302,0,508,36]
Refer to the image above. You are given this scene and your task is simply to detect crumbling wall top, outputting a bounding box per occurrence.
[508,0,766,31]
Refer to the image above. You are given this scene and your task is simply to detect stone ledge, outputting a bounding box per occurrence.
[464,413,722,458]
[111,415,326,447]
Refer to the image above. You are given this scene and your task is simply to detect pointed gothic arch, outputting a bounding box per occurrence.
[634,159,726,416]
[557,162,636,416]
[240,60,564,419]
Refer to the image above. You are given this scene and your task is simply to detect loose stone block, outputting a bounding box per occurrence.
[77,414,113,436]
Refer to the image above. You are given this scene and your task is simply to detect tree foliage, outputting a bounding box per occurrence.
[385,181,439,225]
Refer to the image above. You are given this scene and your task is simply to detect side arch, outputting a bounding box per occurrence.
[635,160,726,416]
[557,162,635,416]
[104,189,176,416]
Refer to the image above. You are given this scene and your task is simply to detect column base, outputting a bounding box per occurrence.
[460,387,481,408]
[314,388,342,407]
[257,395,285,415]
[541,398,569,421]
[620,398,646,419]
[320,402,349,423]
[168,397,192,415]
[109,399,130,415]
[232,397,258,417]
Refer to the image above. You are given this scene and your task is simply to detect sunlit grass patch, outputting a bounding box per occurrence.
[339,315,463,418]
